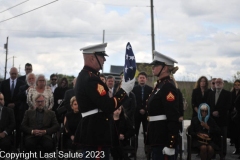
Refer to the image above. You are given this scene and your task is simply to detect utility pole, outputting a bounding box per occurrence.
[4,37,8,80]
[12,56,16,67]
[102,30,105,73]
[102,30,105,43]
[150,0,155,60]
[19,65,21,74]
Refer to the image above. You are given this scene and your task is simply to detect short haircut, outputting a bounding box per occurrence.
[107,75,115,80]
[211,78,216,81]
[50,74,58,79]
[26,73,36,82]
[25,63,32,68]
[100,74,106,79]
[34,93,45,102]
[70,96,77,106]
[138,72,147,78]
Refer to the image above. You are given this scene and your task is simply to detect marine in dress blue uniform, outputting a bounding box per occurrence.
[146,51,179,160]
[75,43,135,160]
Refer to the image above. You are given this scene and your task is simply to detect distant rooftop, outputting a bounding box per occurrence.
[110,65,124,74]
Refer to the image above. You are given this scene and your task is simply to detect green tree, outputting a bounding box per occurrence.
[233,71,240,81]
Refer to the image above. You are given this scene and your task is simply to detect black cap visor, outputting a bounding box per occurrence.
[149,60,165,66]
[95,51,108,57]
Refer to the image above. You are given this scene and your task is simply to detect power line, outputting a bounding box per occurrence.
[0,0,59,24]
[0,28,151,36]
[0,0,30,14]
[69,0,149,7]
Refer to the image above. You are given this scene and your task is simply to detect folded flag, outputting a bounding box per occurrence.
[124,42,136,82]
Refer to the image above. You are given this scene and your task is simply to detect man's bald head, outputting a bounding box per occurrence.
[9,67,18,80]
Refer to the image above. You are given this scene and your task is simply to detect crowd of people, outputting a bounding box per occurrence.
[0,42,239,160]
[189,76,240,160]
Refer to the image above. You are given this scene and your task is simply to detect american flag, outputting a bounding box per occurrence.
[124,42,136,82]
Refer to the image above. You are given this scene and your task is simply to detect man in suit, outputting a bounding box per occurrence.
[49,74,58,93]
[207,78,231,159]
[0,92,16,152]
[21,93,59,154]
[18,63,33,83]
[0,67,25,113]
[16,73,36,147]
[106,75,115,97]
[63,77,77,112]
[132,72,153,150]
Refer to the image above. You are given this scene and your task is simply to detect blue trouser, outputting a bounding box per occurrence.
[152,145,175,160]
[82,146,109,160]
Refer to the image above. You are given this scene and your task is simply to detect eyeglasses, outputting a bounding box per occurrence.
[234,84,240,86]
[36,100,44,103]
[25,68,32,71]
[51,79,57,81]
[212,82,215,85]
[201,110,208,113]
[38,80,45,82]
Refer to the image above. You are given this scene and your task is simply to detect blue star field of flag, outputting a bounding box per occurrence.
[124,42,136,82]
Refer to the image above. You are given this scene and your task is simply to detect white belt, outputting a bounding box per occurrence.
[148,115,167,122]
[81,109,102,118]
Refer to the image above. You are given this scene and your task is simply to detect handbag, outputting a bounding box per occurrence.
[197,133,211,144]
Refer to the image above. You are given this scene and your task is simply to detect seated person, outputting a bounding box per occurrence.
[63,96,82,151]
[188,103,221,160]
[21,94,59,154]
[0,92,16,152]
[110,106,135,160]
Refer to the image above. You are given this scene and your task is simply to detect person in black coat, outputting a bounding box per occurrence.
[0,92,16,152]
[53,77,69,123]
[132,72,153,150]
[110,106,135,160]
[63,96,82,151]
[188,103,221,160]
[63,78,77,112]
[0,67,25,110]
[74,43,135,160]
[191,76,209,118]
[207,78,231,158]
[146,51,179,160]
[16,73,36,147]
[18,63,33,84]
[231,80,240,157]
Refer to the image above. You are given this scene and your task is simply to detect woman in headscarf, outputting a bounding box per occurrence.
[188,103,221,160]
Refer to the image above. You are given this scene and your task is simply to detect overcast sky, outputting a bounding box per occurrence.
[0,0,239,82]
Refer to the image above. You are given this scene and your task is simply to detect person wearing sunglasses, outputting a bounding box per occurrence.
[188,103,221,160]
[207,78,231,159]
[49,74,58,93]
[18,63,33,84]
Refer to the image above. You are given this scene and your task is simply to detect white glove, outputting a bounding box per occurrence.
[121,77,135,95]
[162,147,175,156]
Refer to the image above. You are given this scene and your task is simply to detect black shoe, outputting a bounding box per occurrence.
[233,150,240,155]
